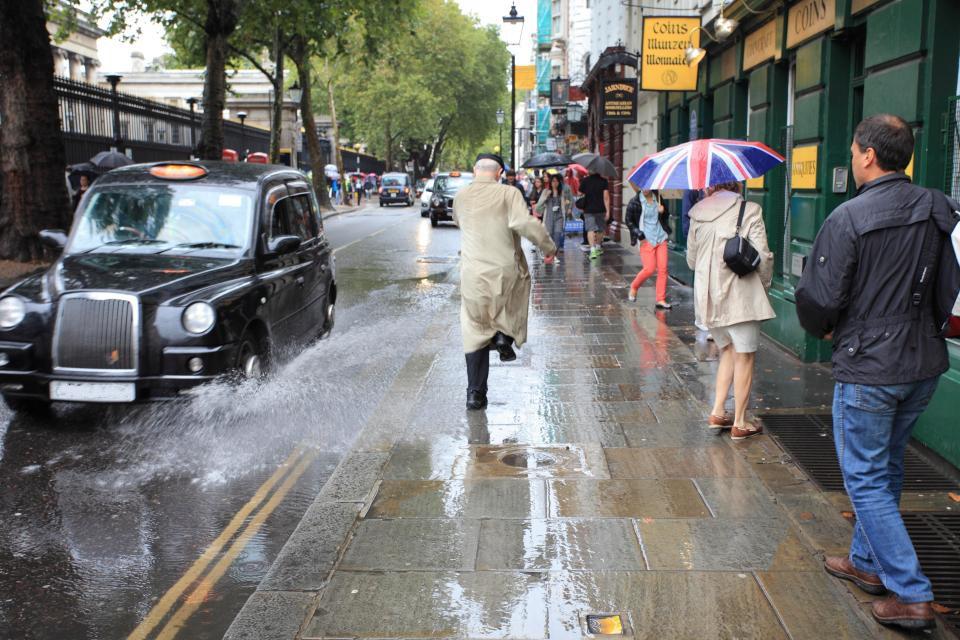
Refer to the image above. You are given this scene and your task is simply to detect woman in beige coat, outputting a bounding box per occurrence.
[686,182,775,440]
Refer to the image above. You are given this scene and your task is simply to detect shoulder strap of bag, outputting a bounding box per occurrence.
[911,191,945,309]
[735,199,747,234]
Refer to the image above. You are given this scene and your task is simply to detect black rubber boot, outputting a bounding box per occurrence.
[465,348,490,410]
[492,332,517,362]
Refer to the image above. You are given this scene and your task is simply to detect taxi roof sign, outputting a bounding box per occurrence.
[149,164,208,180]
[449,171,461,177]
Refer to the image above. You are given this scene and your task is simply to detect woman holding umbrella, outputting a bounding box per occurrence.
[629,138,784,440]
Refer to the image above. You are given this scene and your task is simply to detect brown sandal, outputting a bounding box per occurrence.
[707,413,733,429]
[730,422,763,440]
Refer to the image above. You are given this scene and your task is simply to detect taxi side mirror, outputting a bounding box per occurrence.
[267,235,301,256]
[39,229,68,250]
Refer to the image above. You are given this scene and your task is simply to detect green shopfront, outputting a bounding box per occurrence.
[656,0,960,467]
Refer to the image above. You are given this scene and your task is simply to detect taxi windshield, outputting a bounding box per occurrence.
[434,175,472,194]
[68,184,254,255]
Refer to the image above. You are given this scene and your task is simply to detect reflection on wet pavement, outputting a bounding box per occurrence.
[292,239,901,640]
[0,204,462,639]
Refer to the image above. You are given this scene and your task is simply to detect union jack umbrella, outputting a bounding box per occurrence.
[627,138,785,191]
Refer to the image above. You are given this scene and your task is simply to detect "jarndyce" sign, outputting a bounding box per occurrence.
[601,79,638,124]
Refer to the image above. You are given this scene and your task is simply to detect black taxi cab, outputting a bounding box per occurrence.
[378,173,414,207]
[0,161,336,412]
[428,171,474,227]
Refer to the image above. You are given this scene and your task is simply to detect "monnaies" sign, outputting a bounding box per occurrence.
[743,19,778,71]
[640,16,701,91]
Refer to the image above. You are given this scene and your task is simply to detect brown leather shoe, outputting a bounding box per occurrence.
[871,595,936,631]
[824,556,886,595]
[707,413,733,430]
[730,422,762,440]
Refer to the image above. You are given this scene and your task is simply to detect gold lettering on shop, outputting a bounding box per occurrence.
[743,20,777,71]
[641,16,701,91]
[787,0,836,49]
[791,144,819,190]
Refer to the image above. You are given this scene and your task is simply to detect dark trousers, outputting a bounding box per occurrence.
[465,346,490,394]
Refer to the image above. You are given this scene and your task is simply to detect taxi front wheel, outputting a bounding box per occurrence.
[235,335,267,380]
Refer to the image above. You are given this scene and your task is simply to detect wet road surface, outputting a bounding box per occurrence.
[0,201,462,640]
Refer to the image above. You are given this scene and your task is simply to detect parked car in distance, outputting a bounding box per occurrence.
[419,178,435,217]
[378,173,414,207]
[0,161,336,412]
[429,171,474,227]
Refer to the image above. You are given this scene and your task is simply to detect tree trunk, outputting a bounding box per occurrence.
[197,0,239,160]
[384,117,393,171]
[325,62,344,180]
[290,40,331,209]
[269,24,284,164]
[0,0,70,261]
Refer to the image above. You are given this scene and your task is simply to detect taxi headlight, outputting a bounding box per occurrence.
[182,302,216,335]
[431,196,442,206]
[0,297,26,330]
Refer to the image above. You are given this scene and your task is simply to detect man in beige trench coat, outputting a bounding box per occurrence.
[453,154,557,410]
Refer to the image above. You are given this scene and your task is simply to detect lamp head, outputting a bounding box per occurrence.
[684,46,706,66]
[288,81,302,103]
[715,16,739,41]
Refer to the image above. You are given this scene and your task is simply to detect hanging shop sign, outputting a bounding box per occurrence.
[791,144,819,190]
[746,175,766,190]
[550,78,570,107]
[852,0,882,14]
[640,16,701,91]
[743,19,778,71]
[601,78,638,124]
[515,65,536,91]
[787,0,836,49]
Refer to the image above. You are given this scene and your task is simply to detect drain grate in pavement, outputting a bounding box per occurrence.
[761,414,959,492]
[901,513,960,635]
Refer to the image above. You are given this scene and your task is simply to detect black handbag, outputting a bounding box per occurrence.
[723,200,761,277]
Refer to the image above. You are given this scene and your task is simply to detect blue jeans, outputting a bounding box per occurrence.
[833,376,940,603]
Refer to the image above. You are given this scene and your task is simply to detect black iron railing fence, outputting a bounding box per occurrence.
[6,75,271,165]
[945,95,960,201]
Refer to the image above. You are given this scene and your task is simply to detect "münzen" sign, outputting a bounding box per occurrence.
[640,16,701,91]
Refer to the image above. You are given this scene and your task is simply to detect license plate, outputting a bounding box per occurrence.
[50,380,136,403]
[389,190,398,194]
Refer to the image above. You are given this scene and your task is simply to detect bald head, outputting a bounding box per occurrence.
[473,158,502,179]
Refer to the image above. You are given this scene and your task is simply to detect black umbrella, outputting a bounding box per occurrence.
[521,152,574,169]
[68,162,99,190]
[90,150,134,171]
[572,152,617,178]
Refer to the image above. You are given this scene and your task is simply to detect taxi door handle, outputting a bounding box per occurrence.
[296,276,305,286]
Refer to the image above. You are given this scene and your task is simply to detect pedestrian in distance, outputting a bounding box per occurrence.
[626,187,672,308]
[354,177,363,206]
[536,173,572,263]
[72,174,91,212]
[795,114,960,632]
[528,176,544,219]
[578,170,611,260]
[504,169,527,201]
[686,181,775,440]
[453,153,557,410]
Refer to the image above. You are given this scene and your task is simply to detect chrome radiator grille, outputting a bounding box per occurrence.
[54,294,139,373]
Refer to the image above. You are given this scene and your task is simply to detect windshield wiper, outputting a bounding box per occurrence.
[157,241,241,253]
[81,238,168,253]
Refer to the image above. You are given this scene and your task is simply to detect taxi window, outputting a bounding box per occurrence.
[271,195,316,241]
[382,176,405,187]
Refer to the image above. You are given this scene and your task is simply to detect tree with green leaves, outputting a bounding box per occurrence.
[335,0,510,178]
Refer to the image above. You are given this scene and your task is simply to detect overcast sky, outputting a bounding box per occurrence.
[96,0,538,72]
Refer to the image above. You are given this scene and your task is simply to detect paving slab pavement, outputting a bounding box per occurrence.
[226,240,957,639]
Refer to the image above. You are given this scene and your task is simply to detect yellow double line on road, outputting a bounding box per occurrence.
[128,446,318,640]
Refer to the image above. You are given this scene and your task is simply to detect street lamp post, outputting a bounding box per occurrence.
[186,97,199,157]
[502,3,524,171]
[496,108,505,156]
[237,111,247,160]
[105,74,123,153]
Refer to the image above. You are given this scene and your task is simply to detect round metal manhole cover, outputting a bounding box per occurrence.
[499,449,559,469]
